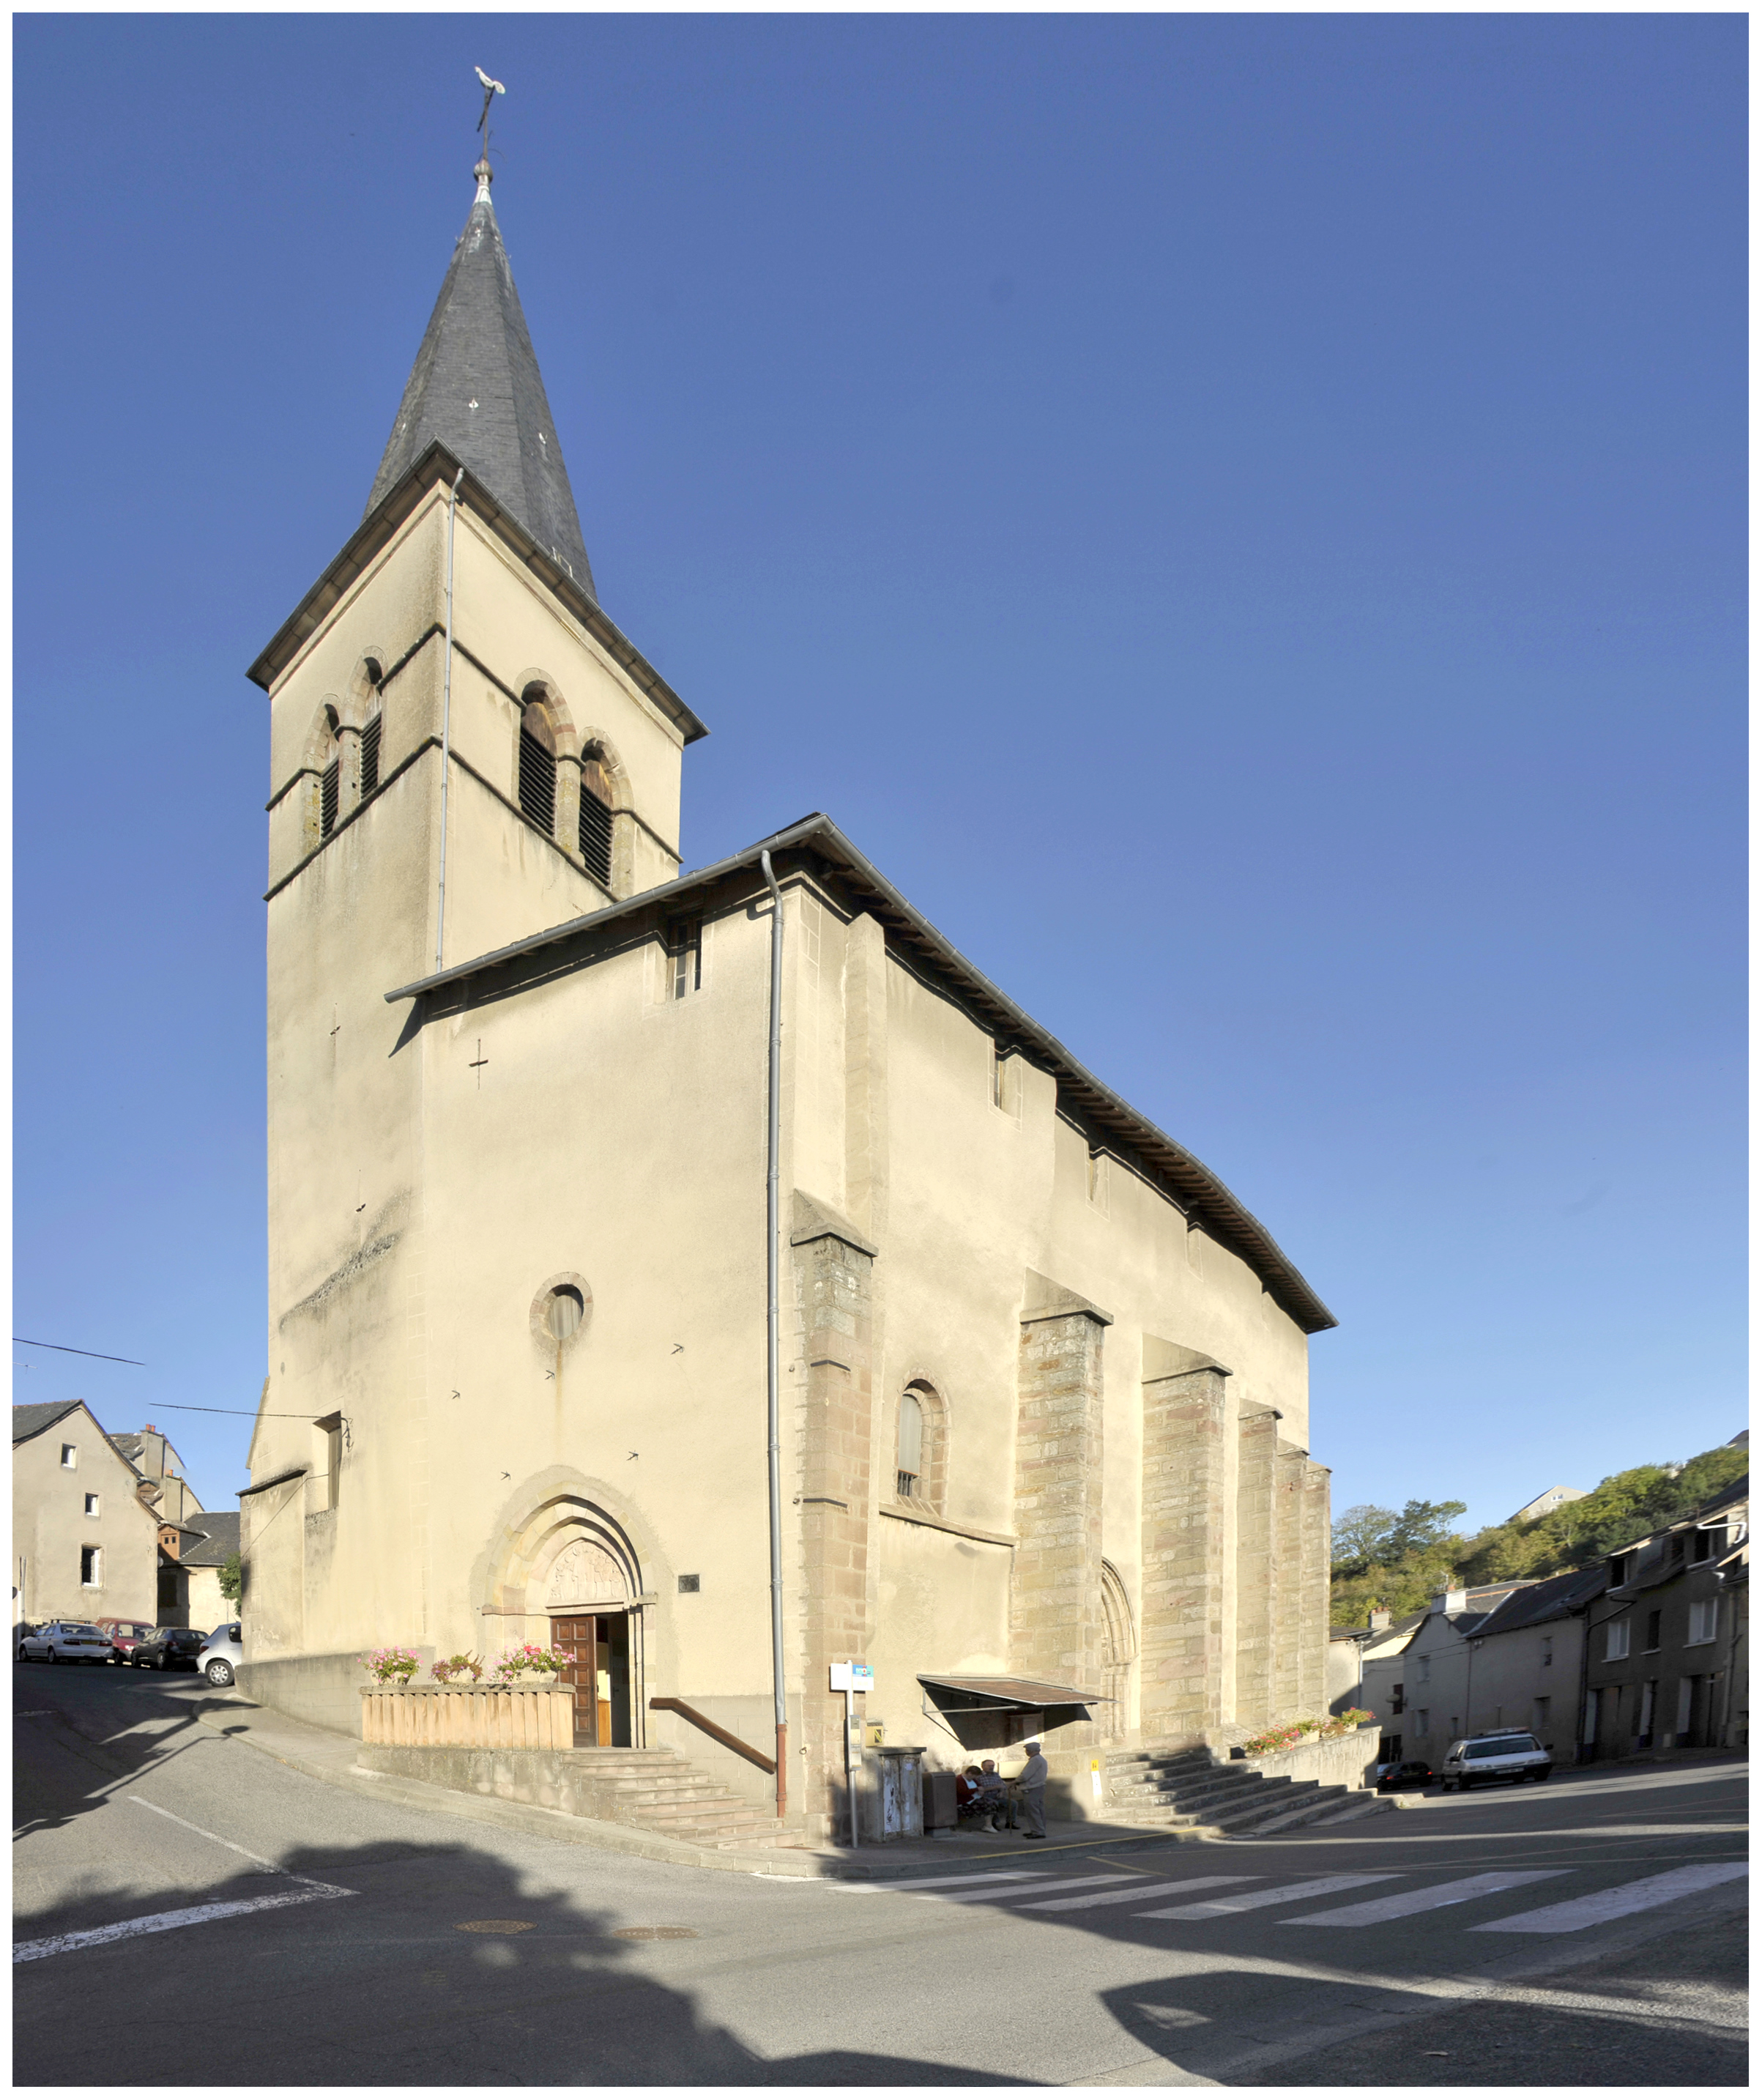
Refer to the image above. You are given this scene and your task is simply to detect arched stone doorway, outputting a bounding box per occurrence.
[1099,1559,1137,1743]
[483,1488,645,1747]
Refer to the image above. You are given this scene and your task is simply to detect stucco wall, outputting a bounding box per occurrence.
[13,1411,157,1626]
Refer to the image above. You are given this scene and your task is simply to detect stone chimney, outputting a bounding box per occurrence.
[1438,1585,1468,1614]
[1368,1608,1392,1632]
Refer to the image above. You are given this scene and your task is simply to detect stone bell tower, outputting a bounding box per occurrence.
[242,152,706,1677]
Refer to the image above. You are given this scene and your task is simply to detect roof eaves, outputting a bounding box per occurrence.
[381,814,1337,1333]
[245,445,707,746]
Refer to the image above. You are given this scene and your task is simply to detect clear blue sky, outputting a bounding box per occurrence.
[15,15,1744,1530]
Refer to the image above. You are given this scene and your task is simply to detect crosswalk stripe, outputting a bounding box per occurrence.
[917,1873,1144,1905]
[15,1885,349,1963]
[1286,1870,1566,1926]
[1018,1875,1257,1913]
[1469,1861,1750,1934]
[830,1871,1051,1894]
[1137,1873,1399,1920]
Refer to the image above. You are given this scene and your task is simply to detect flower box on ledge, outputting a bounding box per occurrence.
[359,1681,574,1751]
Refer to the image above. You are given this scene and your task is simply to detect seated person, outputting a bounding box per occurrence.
[955,1766,984,1817]
[976,1758,1014,1829]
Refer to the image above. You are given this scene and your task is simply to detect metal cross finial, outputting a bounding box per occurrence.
[474,65,505,177]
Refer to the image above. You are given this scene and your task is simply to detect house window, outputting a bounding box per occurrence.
[1539,1638,1553,1669]
[662,919,702,1001]
[83,1494,100,1518]
[1638,1680,1656,1746]
[1675,1677,1695,1734]
[517,701,557,834]
[1687,1599,1718,1646]
[1609,1553,1631,1587]
[579,747,614,883]
[1390,1682,1404,1715]
[1605,1619,1630,1661]
[896,1389,924,1501]
[1643,1609,1661,1652]
[1413,1709,1429,1737]
[60,1444,77,1470]
[80,1546,100,1587]
[1531,1696,1550,1736]
[1416,1655,1430,1683]
[1689,1530,1711,1564]
[319,710,342,838]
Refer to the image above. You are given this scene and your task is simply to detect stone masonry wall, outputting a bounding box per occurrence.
[1271,1442,1307,1721]
[1139,1365,1232,1743]
[1233,1407,1279,1730]
[1298,1459,1331,1716]
[1011,1310,1107,1719]
[790,1225,877,1839]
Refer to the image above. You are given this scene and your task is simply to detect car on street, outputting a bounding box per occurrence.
[18,1622,121,1664]
[95,1619,156,1663]
[1440,1730,1552,1790]
[1375,1759,1435,1792]
[196,1623,244,1686]
[127,1628,208,1673]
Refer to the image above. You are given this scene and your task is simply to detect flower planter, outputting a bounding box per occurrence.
[359,1681,576,1751]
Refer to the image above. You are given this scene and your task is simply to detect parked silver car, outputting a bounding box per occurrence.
[18,1621,119,1664]
[196,1622,244,1687]
[1440,1731,1552,1790]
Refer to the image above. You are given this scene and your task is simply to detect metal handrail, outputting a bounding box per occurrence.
[648,1696,778,1776]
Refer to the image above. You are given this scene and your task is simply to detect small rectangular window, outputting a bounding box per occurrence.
[360,715,382,799]
[80,1546,100,1587]
[60,1444,77,1470]
[1687,1599,1717,1645]
[1416,1655,1430,1682]
[1605,1619,1630,1661]
[1531,1696,1550,1735]
[1539,1638,1553,1668]
[664,921,701,1001]
[83,1494,100,1518]
[1413,1709,1429,1736]
[1688,1530,1711,1563]
[1643,1609,1661,1652]
[579,780,613,884]
[518,726,556,834]
[677,1573,700,1594]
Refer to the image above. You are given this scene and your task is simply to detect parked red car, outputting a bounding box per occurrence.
[94,1619,155,1663]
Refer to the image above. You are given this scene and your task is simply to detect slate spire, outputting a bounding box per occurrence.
[365,158,597,600]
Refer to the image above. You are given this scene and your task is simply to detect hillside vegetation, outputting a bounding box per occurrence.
[1329,1440,1747,1628]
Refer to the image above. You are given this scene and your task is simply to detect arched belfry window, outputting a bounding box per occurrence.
[359,659,383,799]
[579,744,614,883]
[319,709,342,839]
[518,696,557,835]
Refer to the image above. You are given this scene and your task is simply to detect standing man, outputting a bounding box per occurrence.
[1015,1740,1049,1839]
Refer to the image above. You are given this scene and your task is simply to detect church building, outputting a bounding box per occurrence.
[241,149,1337,1839]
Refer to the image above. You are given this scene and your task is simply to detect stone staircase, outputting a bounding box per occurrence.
[562,1748,803,1849]
[1101,1743,1358,1836]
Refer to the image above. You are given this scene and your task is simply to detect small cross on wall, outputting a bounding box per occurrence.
[469,1039,489,1088]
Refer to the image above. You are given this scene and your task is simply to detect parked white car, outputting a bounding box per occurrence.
[18,1622,119,1664]
[1440,1731,1552,1790]
[196,1622,244,1687]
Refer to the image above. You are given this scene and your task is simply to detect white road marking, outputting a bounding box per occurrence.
[1139,1873,1399,1919]
[1019,1875,1257,1912]
[1470,1861,1750,1934]
[1287,1870,1566,1926]
[15,1886,349,1964]
[829,1871,1051,1893]
[125,1794,349,1893]
[917,1873,1143,1904]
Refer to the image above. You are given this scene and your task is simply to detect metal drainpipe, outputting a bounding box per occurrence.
[760,849,787,1818]
[434,467,466,972]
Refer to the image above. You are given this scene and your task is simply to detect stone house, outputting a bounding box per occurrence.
[176,1512,241,1633]
[237,156,1339,1839]
[1451,1564,1607,1763]
[12,1403,159,1628]
[1582,1477,1748,1758]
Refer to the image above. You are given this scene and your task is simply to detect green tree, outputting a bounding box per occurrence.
[1331,1504,1398,1572]
[218,1551,242,1611]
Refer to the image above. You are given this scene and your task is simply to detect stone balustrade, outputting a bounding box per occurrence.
[359,1681,575,1750]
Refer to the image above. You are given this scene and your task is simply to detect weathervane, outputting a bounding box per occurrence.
[474,64,505,184]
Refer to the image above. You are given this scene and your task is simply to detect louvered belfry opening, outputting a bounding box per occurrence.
[319,759,341,839]
[518,702,557,835]
[579,749,614,883]
[360,715,382,800]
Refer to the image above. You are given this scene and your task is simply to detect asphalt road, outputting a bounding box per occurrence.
[13,1661,1748,2085]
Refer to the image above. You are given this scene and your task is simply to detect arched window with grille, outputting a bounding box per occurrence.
[518,697,557,834]
[896,1390,924,1501]
[358,658,383,800]
[579,743,614,883]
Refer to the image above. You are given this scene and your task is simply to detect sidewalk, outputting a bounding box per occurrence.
[160,1685,1211,1879]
